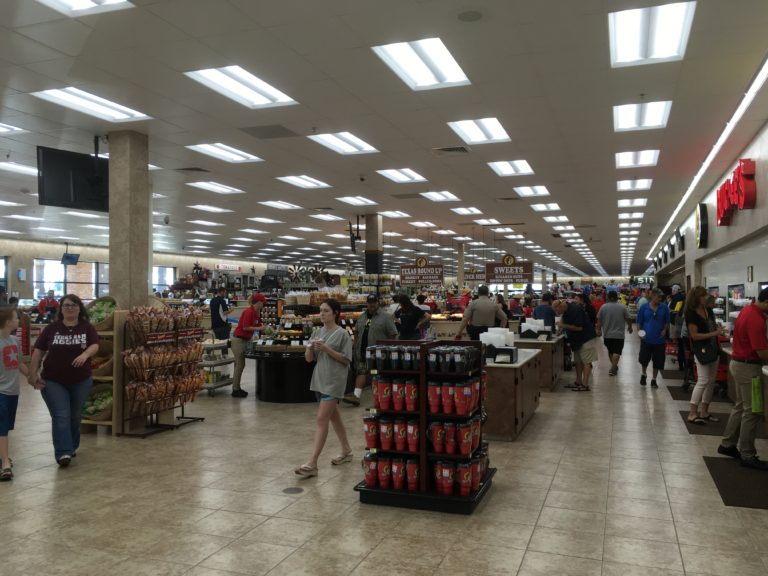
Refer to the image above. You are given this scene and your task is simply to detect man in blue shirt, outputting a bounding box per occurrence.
[553,298,597,392]
[636,288,670,388]
[533,292,556,329]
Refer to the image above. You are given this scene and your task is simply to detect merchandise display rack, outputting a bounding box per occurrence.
[354,339,496,514]
[201,338,234,397]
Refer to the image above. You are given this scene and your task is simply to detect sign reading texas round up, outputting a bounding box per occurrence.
[400,257,444,286]
[486,254,533,283]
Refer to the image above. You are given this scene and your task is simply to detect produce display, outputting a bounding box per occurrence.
[88,300,116,324]
[82,388,113,418]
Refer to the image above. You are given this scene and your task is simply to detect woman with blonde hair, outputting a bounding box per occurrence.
[684,286,724,424]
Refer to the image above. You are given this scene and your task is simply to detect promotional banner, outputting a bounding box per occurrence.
[485,254,533,283]
[400,257,444,286]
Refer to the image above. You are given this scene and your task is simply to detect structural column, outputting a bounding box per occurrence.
[364,214,383,274]
[540,269,546,291]
[108,130,151,308]
[456,242,465,287]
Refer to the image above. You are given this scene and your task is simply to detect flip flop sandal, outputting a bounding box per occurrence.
[701,415,720,422]
[571,385,590,392]
[687,417,707,425]
[331,452,353,465]
[294,465,318,477]
[0,467,13,481]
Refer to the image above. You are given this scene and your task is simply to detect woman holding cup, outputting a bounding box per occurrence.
[295,299,353,477]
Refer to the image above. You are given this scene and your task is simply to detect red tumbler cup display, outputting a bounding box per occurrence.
[433,461,443,493]
[391,458,405,490]
[458,422,473,455]
[406,420,419,452]
[406,459,419,491]
[363,415,379,449]
[471,457,482,491]
[393,419,407,451]
[427,382,441,414]
[405,380,418,412]
[444,421,456,455]
[457,462,472,496]
[378,456,391,489]
[471,416,481,452]
[379,418,393,451]
[429,422,445,453]
[392,381,406,411]
[363,454,378,488]
[453,382,468,416]
[371,377,379,409]
[379,379,392,410]
[441,383,454,414]
[440,461,455,495]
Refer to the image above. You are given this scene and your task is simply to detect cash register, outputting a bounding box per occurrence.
[484,344,518,364]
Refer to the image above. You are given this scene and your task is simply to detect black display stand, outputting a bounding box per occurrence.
[354,339,496,514]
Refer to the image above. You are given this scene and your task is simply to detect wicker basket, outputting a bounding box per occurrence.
[82,383,113,421]
[87,296,118,331]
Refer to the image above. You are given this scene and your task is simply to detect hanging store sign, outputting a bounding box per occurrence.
[400,258,444,286]
[696,203,708,248]
[485,254,533,283]
[463,268,486,282]
[215,264,241,271]
[717,158,756,226]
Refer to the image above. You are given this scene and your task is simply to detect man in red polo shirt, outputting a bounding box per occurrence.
[718,287,768,469]
[230,293,266,398]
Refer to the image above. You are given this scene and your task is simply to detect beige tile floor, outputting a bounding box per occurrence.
[2,336,768,575]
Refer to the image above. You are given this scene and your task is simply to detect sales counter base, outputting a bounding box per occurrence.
[354,467,496,515]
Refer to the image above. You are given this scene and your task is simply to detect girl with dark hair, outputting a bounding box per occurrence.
[28,294,99,466]
[394,294,430,340]
[684,286,723,424]
[295,299,353,477]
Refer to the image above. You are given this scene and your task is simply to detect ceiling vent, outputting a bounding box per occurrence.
[240,124,301,139]
[551,233,561,238]
[175,167,210,172]
[495,197,520,202]
[391,193,423,199]
[431,145,471,156]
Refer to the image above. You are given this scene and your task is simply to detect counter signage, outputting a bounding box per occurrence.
[717,158,756,226]
[486,254,533,283]
[400,258,444,286]
[215,263,241,271]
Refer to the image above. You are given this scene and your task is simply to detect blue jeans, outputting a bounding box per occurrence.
[41,377,93,460]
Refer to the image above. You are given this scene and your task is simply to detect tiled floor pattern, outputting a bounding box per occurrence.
[2,335,768,575]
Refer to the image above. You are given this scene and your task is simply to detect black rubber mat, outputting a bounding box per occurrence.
[679,411,766,437]
[660,369,686,380]
[704,456,768,509]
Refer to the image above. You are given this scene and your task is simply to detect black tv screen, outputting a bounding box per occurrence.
[37,146,109,213]
[61,253,80,265]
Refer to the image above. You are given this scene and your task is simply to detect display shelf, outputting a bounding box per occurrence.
[369,369,420,376]
[81,418,113,427]
[427,407,479,420]
[203,378,234,396]
[426,371,480,379]
[96,330,115,337]
[200,357,235,368]
[80,315,123,435]
[428,450,480,461]
[92,375,114,382]
[366,408,420,417]
[355,468,496,515]
[365,448,420,457]
[202,340,229,350]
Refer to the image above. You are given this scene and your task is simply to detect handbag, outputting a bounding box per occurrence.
[692,337,719,365]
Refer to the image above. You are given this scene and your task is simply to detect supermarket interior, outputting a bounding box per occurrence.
[2,1,768,575]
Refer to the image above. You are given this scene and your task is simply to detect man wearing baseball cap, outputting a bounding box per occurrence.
[718,287,768,469]
[230,293,266,398]
[344,294,398,406]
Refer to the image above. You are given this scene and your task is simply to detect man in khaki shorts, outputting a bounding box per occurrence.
[553,298,597,392]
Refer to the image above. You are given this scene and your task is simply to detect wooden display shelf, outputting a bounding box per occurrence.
[92,375,114,382]
[81,418,113,426]
[200,357,235,368]
[354,468,496,515]
[97,331,115,337]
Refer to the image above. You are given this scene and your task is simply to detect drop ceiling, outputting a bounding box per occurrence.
[1,0,768,277]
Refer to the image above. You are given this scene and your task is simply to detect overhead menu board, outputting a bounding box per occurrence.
[485,254,533,284]
[400,257,444,286]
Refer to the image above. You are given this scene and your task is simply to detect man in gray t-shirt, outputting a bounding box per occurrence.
[596,291,633,376]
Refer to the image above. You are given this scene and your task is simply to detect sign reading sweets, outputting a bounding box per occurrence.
[485,254,533,283]
[400,257,444,286]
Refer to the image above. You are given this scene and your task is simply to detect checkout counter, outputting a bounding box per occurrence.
[721,345,768,421]
[246,344,317,403]
[484,349,542,441]
[515,334,565,391]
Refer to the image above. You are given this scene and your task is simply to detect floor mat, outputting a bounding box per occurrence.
[679,411,766,437]
[704,456,768,509]
[668,385,733,404]
[660,369,686,380]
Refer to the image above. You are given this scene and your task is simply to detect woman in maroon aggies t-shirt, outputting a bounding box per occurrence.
[29,294,99,467]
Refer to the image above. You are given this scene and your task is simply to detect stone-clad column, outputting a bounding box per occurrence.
[108,130,151,308]
[457,242,465,287]
[365,214,383,274]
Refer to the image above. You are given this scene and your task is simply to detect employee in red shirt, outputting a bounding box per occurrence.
[230,293,266,398]
[37,290,59,316]
[718,287,768,469]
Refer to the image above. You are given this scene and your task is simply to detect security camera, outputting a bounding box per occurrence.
[163,215,170,225]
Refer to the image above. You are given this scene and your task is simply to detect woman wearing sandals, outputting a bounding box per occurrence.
[295,299,353,477]
[685,286,724,425]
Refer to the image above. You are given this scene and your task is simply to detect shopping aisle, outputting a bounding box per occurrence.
[1,338,767,576]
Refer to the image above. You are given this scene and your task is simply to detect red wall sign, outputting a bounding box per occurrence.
[716,158,756,226]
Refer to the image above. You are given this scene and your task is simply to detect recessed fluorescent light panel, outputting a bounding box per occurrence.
[248,217,284,224]
[455,236,473,241]
[189,231,219,236]
[187,205,233,213]
[292,227,320,232]
[310,214,344,221]
[474,219,500,226]
[186,143,261,163]
[277,175,330,189]
[514,186,550,198]
[187,220,224,227]
[448,118,510,144]
[32,87,148,122]
[451,207,481,215]
[0,122,25,133]
[488,160,533,176]
[410,221,435,228]
[530,203,560,212]
[259,201,302,210]
[0,162,37,176]
[616,150,660,168]
[336,196,377,206]
[63,211,101,219]
[491,227,514,233]
[0,200,25,207]
[184,65,296,109]
[5,215,42,221]
[608,2,696,68]
[614,101,672,131]
[35,0,134,17]
[618,198,648,208]
[617,179,653,191]
[239,229,267,235]
[308,132,377,155]
[379,211,410,218]
[618,212,645,220]
[377,168,426,183]
[186,181,244,195]
[371,37,470,91]
[543,215,569,223]
[421,191,459,202]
